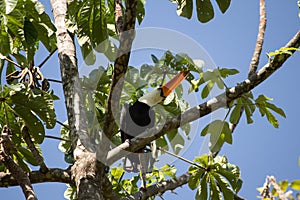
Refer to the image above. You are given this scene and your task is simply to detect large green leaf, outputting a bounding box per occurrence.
[196,0,214,23]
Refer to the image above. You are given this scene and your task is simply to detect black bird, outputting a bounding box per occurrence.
[120,70,189,173]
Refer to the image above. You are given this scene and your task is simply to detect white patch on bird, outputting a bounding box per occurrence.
[138,89,164,107]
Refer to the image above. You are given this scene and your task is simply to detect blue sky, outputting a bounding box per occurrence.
[1,0,300,199]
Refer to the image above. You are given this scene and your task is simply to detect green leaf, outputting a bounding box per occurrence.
[151,54,159,64]
[201,120,232,152]
[24,18,38,46]
[266,102,286,118]
[193,154,210,167]
[265,109,279,128]
[210,174,222,200]
[188,168,205,190]
[196,0,214,23]
[161,164,177,178]
[201,81,214,98]
[291,180,300,190]
[219,68,239,78]
[196,174,208,200]
[244,104,254,124]
[230,104,242,124]
[137,0,146,24]
[176,0,193,19]
[213,173,234,200]
[215,0,231,13]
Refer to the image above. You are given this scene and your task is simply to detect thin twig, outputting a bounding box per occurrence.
[0,54,22,68]
[37,48,57,68]
[56,120,69,129]
[44,135,71,142]
[157,147,206,171]
[47,78,62,83]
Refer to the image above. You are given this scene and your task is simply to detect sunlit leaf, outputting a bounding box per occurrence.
[176,0,193,19]
[291,180,300,190]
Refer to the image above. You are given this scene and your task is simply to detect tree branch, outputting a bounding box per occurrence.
[121,173,189,200]
[107,30,300,166]
[0,126,37,200]
[122,172,245,200]
[21,126,48,173]
[248,0,267,76]
[0,168,72,187]
[102,0,138,142]
[214,0,267,157]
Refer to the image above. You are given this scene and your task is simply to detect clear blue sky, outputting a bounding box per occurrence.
[1,0,300,199]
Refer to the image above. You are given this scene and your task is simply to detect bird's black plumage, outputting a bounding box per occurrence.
[120,101,155,172]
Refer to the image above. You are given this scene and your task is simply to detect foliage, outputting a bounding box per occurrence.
[0,1,297,200]
[267,47,300,58]
[188,154,242,200]
[66,0,146,64]
[108,164,177,198]
[0,83,57,171]
[170,0,231,23]
[0,0,56,65]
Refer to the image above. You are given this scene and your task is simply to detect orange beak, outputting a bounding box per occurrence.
[161,70,190,98]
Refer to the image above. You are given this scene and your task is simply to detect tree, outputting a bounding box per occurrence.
[0,0,299,199]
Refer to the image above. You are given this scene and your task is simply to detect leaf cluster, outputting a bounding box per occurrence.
[66,0,146,65]
[0,0,56,64]
[0,83,57,171]
[188,154,242,200]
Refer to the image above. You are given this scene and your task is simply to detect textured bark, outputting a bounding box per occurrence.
[0,126,37,200]
[106,31,300,166]
[50,1,104,199]
[50,0,90,151]
[0,168,72,187]
[102,0,138,144]
[98,0,138,183]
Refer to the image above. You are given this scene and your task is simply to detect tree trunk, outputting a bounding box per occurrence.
[50,1,104,199]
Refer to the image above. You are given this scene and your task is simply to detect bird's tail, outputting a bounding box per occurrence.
[123,153,140,173]
[123,151,152,173]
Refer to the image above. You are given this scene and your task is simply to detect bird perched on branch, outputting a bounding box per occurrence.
[120,70,190,173]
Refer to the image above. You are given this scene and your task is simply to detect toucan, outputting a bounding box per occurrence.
[120,70,189,173]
